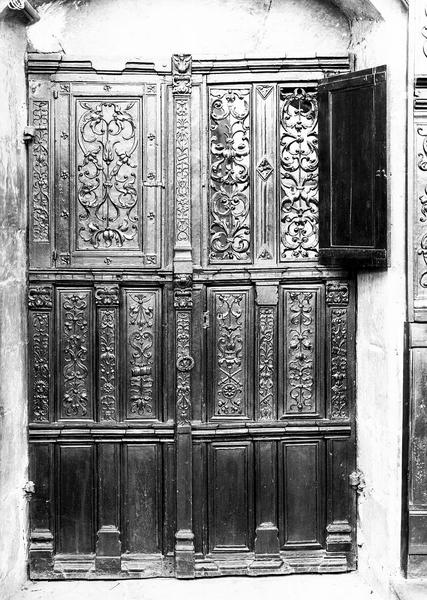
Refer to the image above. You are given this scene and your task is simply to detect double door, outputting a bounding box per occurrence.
[28,53,356,578]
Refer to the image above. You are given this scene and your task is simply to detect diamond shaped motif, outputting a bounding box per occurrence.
[257,157,274,181]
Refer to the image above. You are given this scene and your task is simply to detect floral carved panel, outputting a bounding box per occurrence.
[279,88,319,261]
[125,289,159,419]
[32,101,50,242]
[59,290,93,419]
[76,99,141,251]
[209,88,251,263]
[257,307,275,420]
[211,290,249,418]
[284,290,317,414]
[30,312,50,422]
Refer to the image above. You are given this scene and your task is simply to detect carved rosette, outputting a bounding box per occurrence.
[29,286,53,423]
[32,101,50,242]
[95,286,119,421]
[174,275,194,426]
[326,282,349,419]
[172,55,192,253]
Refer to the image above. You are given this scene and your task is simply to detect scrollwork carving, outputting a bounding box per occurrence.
[98,308,117,421]
[95,285,120,306]
[31,313,50,422]
[176,311,193,425]
[32,101,49,242]
[209,89,251,262]
[417,126,427,288]
[127,291,155,417]
[175,98,191,243]
[258,307,275,420]
[214,293,246,416]
[330,308,348,419]
[326,282,349,306]
[61,293,91,418]
[28,286,53,310]
[279,88,318,260]
[286,291,315,413]
[76,100,140,250]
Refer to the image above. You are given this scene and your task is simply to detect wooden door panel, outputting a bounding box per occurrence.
[124,443,162,555]
[58,444,95,555]
[209,442,253,552]
[280,441,323,548]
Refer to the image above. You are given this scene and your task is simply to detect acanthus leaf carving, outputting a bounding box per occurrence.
[32,101,50,242]
[95,285,120,307]
[61,292,91,418]
[127,291,155,418]
[28,285,53,310]
[326,282,349,306]
[76,100,140,251]
[214,292,246,416]
[258,307,275,421]
[279,87,318,260]
[209,89,251,263]
[330,307,349,420]
[286,291,316,413]
[31,313,50,423]
[98,307,118,421]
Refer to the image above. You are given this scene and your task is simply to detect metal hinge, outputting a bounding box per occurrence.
[203,311,210,329]
[349,469,366,495]
[23,125,35,143]
[23,480,35,499]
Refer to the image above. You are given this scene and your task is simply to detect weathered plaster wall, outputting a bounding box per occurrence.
[349,1,408,598]
[0,3,29,600]
[27,0,351,60]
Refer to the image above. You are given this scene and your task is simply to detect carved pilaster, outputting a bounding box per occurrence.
[174,273,195,577]
[28,286,53,423]
[95,285,119,422]
[172,54,192,267]
[326,282,350,420]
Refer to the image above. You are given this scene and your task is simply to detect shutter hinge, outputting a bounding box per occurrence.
[375,169,387,179]
[23,125,35,143]
[349,469,366,495]
[203,311,210,329]
[23,480,35,499]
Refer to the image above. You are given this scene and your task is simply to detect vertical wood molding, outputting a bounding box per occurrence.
[172,54,195,576]
[172,54,193,267]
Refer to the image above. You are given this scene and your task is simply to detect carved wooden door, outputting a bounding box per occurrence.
[28,53,357,579]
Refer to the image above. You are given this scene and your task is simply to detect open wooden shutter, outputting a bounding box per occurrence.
[318,65,387,268]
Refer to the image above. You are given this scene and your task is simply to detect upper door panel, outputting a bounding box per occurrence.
[29,79,163,269]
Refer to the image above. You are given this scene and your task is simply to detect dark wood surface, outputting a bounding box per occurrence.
[27,54,357,579]
[318,66,387,267]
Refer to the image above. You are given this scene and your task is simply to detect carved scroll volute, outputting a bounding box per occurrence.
[172,54,193,267]
[326,282,350,420]
[95,285,119,422]
[28,286,53,423]
[255,284,278,421]
[174,274,194,427]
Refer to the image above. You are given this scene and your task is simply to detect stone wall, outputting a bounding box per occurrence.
[0,3,30,599]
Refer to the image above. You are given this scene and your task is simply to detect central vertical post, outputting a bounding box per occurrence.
[172,53,195,578]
